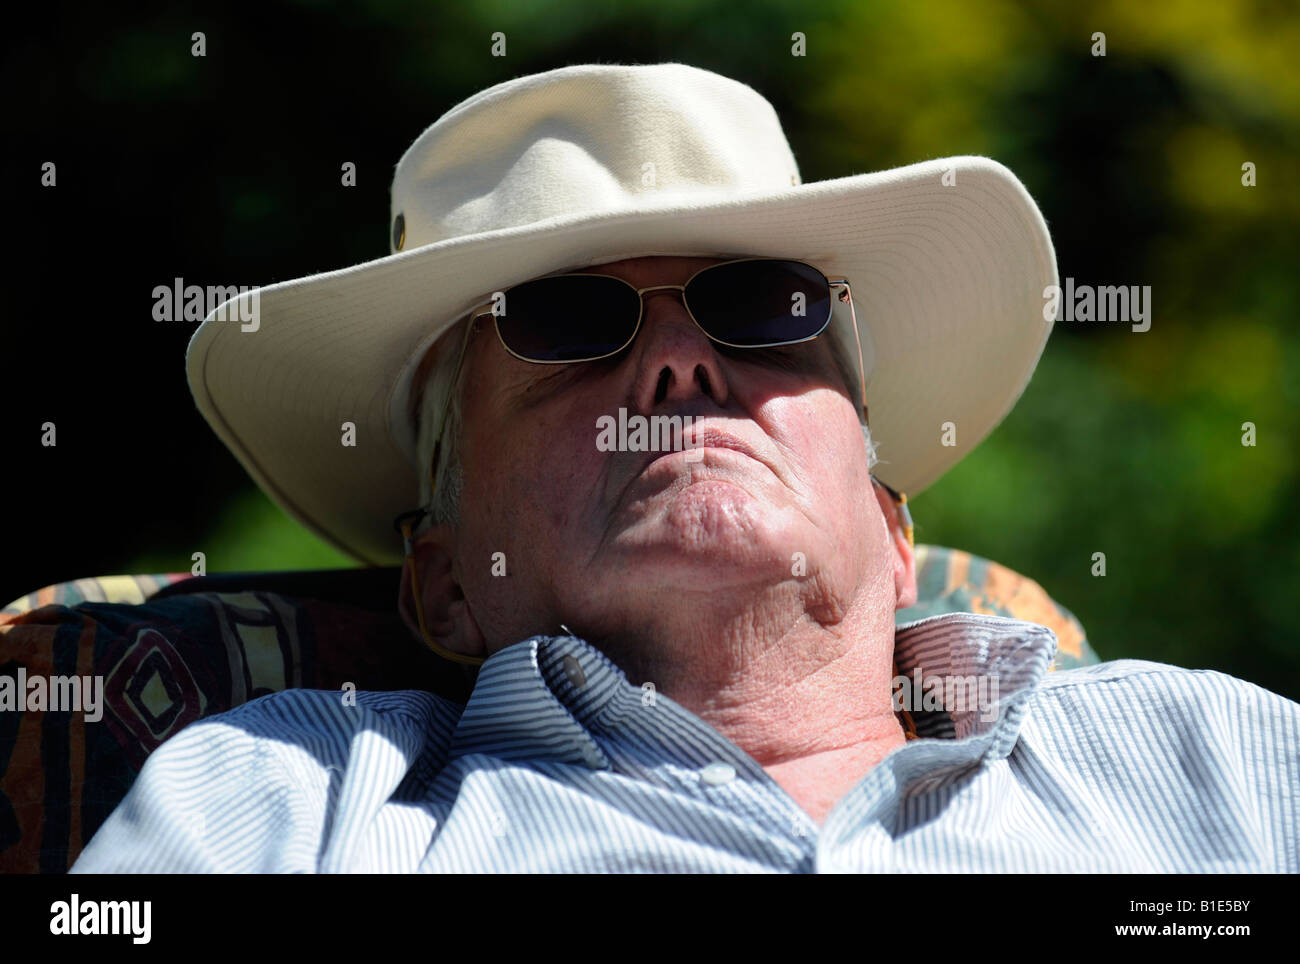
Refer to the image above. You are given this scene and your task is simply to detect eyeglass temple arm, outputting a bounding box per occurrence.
[829,279,913,547]
[828,279,868,425]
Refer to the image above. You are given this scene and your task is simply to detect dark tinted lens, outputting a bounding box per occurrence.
[684,260,831,346]
[495,275,642,361]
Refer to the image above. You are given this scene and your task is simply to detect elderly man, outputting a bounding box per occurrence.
[71,63,1298,873]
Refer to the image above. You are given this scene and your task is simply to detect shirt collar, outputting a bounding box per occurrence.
[448,610,1058,768]
[892,611,1058,756]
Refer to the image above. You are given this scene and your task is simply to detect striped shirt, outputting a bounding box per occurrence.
[70,611,1299,873]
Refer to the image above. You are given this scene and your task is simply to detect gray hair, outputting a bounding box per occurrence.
[410,314,472,533]
[411,318,876,530]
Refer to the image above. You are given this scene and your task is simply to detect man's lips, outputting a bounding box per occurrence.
[649,429,757,467]
[624,426,772,490]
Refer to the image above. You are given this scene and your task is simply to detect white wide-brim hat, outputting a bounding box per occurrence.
[186,62,1057,566]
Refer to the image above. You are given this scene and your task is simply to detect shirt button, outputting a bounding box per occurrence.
[562,655,587,688]
[700,762,736,786]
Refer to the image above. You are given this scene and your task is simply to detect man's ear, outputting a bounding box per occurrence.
[397,524,488,659]
[872,480,918,611]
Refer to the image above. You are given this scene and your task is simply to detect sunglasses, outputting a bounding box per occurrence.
[468,257,852,364]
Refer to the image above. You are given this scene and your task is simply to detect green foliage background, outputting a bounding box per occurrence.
[115,0,1300,698]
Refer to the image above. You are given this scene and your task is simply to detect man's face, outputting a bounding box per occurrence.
[416,255,914,661]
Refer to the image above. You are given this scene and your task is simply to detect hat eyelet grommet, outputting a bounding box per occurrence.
[392,212,406,251]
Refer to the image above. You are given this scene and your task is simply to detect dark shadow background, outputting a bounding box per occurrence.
[5,0,1298,698]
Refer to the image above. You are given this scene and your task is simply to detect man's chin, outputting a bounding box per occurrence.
[600,491,803,584]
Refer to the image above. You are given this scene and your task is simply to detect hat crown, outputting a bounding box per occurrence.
[390,63,802,252]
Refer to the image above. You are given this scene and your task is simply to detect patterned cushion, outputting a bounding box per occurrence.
[904,545,1093,669]
[0,547,1097,872]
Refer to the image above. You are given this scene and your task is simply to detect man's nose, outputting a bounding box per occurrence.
[629,288,729,410]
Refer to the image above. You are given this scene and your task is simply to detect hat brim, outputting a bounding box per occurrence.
[186,155,1056,565]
